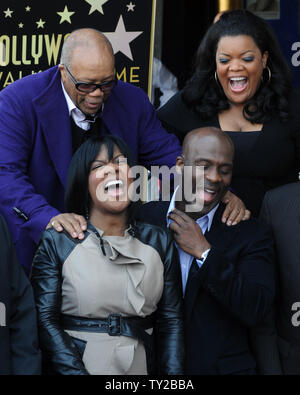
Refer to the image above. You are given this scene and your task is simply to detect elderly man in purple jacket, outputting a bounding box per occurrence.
[0,28,183,274]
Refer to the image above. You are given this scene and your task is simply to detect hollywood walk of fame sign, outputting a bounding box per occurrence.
[0,0,156,97]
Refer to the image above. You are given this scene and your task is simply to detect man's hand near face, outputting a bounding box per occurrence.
[168,208,211,259]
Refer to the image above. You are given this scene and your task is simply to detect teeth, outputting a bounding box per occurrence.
[204,188,216,194]
[104,180,123,190]
[230,77,246,81]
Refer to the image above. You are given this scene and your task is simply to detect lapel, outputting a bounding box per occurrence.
[32,67,72,187]
[184,203,235,321]
[101,86,124,138]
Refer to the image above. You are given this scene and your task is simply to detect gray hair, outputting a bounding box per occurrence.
[60,28,114,67]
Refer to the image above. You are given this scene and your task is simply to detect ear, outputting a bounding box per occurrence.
[59,64,68,86]
[58,64,66,79]
[262,51,269,68]
[176,156,184,175]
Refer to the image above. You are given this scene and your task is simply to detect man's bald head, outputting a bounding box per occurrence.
[60,28,114,67]
[182,127,234,163]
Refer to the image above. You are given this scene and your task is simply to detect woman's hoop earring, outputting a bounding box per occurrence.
[266,66,272,83]
[214,71,218,84]
[262,66,272,84]
[214,71,222,88]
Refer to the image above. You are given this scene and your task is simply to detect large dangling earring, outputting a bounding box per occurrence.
[261,66,272,84]
[215,71,219,84]
[214,71,222,89]
[266,66,272,83]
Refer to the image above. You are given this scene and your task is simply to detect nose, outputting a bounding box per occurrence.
[228,59,243,72]
[103,162,119,177]
[88,87,105,97]
[206,167,222,183]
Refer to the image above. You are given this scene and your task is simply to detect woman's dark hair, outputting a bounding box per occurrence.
[182,9,292,123]
[65,134,140,224]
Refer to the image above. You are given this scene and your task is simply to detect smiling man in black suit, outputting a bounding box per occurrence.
[137,126,276,374]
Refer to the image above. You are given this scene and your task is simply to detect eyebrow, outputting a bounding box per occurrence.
[218,50,256,56]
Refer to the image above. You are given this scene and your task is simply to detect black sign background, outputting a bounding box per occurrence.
[0,0,156,95]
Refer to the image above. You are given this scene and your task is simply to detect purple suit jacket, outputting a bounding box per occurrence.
[0,66,181,273]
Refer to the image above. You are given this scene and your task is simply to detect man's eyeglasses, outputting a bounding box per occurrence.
[64,65,117,93]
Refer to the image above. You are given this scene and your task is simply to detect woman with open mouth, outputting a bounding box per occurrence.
[157,9,300,217]
[30,135,184,375]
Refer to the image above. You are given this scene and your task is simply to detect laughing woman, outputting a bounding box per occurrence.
[30,135,184,375]
[158,9,300,217]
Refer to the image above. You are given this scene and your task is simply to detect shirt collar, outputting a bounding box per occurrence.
[61,80,78,116]
[166,186,219,231]
[60,80,103,121]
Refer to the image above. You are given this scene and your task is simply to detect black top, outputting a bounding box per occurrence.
[70,116,102,154]
[0,215,41,374]
[157,90,300,216]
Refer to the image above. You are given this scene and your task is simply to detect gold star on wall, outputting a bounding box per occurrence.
[4,8,14,18]
[36,19,46,29]
[57,5,75,24]
[25,6,31,12]
[18,23,24,29]
[85,0,109,15]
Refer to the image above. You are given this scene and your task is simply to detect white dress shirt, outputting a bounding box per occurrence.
[166,187,219,294]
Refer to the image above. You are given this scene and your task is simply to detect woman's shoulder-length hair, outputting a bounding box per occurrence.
[182,9,292,123]
[64,134,140,223]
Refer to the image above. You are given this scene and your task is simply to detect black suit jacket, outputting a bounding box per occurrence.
[0,215,41,374]
[137,201,275,374]
[251,182,300,375]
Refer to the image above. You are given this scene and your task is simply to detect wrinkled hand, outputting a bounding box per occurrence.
[46,213,87,240]
[221,190,251,226]
[168,209,211,259]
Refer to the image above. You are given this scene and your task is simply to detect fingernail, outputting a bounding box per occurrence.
[81,225,87,230]
[79,233,84,239]
[72,232,77,237]
[227,221,232,226]
[232,221,237,226]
